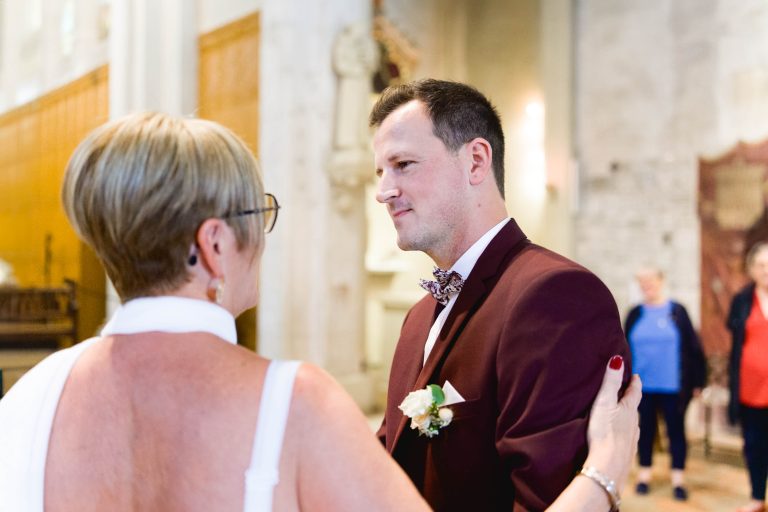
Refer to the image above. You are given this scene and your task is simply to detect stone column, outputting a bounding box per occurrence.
[540,0,575,257]
[258,0,376,411]
[109,0,197,117]
[326,23,379,409]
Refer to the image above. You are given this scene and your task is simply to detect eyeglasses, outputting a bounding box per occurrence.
[226,193,281,233]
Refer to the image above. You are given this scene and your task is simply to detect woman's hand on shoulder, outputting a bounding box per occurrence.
[546,357,641,512]
[584,356,641,491]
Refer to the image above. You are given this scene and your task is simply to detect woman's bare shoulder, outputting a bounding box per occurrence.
[288,363,430,511]
[289,363,360,421]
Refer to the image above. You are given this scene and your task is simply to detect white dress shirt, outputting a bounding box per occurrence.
[423,218,510,364]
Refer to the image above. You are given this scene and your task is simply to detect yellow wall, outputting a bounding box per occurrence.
[0,66,109,339]
[199,12,260,350]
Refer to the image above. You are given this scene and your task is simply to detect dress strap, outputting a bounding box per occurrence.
[243,360,301,512]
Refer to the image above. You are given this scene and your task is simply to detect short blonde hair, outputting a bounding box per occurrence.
[634,265,664,281]
[62,112,265,300]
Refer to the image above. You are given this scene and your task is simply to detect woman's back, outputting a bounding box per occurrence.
[44,332,302,512]
[0,295,428,512]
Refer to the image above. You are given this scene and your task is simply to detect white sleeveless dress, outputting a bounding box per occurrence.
[0,296,299,512]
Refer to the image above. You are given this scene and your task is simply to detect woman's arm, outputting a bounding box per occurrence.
[547,357,642,512]
[294,364,430,512]
[293,357,640,512]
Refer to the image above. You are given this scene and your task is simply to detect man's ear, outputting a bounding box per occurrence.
[195,218,226,278]
[466,137,493,186]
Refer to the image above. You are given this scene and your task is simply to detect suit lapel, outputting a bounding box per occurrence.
[389,219,529,453]
[387,303,434,452]
[414,276,487,390]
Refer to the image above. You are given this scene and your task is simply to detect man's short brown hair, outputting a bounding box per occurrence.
[369,78,505,197]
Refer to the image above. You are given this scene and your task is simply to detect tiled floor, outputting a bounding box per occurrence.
[623,451,751,512]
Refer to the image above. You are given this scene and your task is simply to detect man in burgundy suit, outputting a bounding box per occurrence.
[370,79,631,511]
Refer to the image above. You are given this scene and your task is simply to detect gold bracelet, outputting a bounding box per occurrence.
[579,466,620,512]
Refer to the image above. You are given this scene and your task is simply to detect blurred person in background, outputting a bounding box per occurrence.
[729,242,768,512]
[625,266,706,501]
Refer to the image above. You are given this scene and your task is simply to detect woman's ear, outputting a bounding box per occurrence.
[195,218,226,278]
[466,137,493,186]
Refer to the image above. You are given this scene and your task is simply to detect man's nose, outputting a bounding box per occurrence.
[375,171,400,204]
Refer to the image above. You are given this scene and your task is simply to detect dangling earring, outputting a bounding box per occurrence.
[207,276,225,304]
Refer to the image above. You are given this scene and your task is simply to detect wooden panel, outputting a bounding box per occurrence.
[199,12,260,351]
[0,66,109,339]
[199,12,260,154]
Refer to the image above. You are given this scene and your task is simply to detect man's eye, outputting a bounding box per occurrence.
[398,161,414,169]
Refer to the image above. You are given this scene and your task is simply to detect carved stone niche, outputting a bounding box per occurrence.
[328,23,379,213]
[699,140,768,367]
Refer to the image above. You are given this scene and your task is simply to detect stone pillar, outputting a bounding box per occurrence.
[326,23,378,409]
[540,0,575,257]
[109,0,197,117]
[258,0,376,411]
[106,0,197,314]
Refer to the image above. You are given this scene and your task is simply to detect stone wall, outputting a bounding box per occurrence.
[574,0,768,330]
[575,157,700,322]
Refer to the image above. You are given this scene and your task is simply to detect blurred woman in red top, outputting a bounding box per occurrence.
[728,242,768,512]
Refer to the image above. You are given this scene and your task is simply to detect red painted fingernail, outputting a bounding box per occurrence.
[609,355,623,370]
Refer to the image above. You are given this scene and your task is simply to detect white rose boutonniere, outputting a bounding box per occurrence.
[399,384,454,438]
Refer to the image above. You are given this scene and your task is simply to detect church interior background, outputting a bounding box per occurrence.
[0,0,767,509]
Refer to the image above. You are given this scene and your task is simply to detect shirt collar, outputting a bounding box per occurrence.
[100,296,238,345]
[450,218,510,280]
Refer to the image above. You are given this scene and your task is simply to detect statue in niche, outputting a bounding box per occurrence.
[328,22,379,212]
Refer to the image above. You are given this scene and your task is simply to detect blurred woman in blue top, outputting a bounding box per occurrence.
[625,266,707,501]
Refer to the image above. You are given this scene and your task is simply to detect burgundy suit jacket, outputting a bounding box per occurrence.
[378,219,631,511]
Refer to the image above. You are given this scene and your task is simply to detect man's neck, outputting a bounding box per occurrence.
[430,215,508,269]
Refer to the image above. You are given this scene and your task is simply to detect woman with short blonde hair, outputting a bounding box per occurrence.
[2,112,424,512]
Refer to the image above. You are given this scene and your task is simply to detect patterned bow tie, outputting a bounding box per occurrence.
[419,267,465,305]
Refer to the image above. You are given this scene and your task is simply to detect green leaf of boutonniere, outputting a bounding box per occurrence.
[428,384,445,406]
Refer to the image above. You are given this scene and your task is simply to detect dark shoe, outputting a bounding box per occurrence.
[673,486,688,501]
[635,482,649,495]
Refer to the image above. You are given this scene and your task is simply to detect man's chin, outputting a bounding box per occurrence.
[395,236,418,252]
